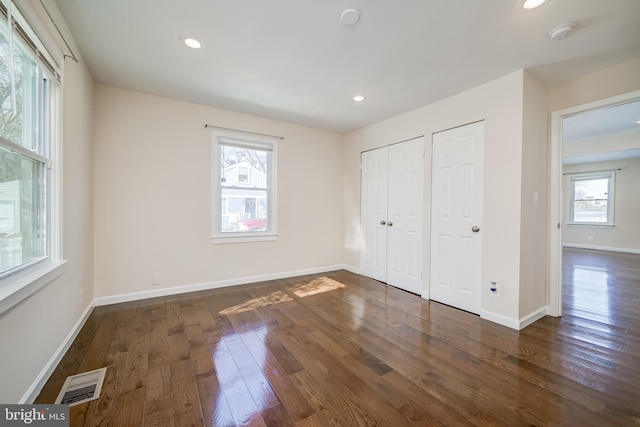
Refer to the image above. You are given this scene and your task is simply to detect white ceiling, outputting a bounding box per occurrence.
[563,100,640,142]
[53,0,640,133]
[562,99,640,165]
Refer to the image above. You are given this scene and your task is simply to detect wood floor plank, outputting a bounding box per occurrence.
[196,372,236,427]
[170,358,205,427]
[111,388,145,427]
[209,324,267,426]
[267,306,415,427]
[120,306,151,394]
[233,323,316,423]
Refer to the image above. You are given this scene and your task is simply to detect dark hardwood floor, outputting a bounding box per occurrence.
[36,248,640,426]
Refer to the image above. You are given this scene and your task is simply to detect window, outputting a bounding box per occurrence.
[568,172,615,226]
[0,0,61,313]
[237,166,249,184]
[211,129,277,243]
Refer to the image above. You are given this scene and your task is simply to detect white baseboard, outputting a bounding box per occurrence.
[563,243,640,254]
[518,306,549,330]
[21,301,95,403]
[481,310,520,330]
[342,264,359,275]
[481,306,549,331]
[94,264,353,307]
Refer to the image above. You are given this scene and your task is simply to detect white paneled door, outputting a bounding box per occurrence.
[430,122,484,314]
[361,137,424,294]
[361,146,389,283]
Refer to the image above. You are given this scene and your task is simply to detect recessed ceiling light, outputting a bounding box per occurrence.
[523,0,547,9]
[179,35,205,50]
[636,120,640,124]
[353,95,366,102]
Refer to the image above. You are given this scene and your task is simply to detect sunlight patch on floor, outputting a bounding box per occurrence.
[219,291,293,316]
[290,277,346,298]
[219,277,345,316]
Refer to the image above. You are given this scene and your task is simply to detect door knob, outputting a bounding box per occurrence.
[380,220,386,225]
[471,226,480,232]
[387,221,393,227]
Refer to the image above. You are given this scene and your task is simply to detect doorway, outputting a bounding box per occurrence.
[549,90,640,316]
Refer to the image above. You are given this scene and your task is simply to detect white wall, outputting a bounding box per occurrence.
[344,70,542,326]
[93,85,345,298]
[519,72,549,318]
[0,0,95,403]
[549,57,640,113]
[562,158,640,252]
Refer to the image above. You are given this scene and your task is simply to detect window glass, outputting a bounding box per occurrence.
[0,146,45,271]
[0,6,53,276]
[0,23,38,151]
[569,173,614,225]
[211,131,277,243]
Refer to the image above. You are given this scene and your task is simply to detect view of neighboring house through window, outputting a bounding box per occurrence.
[568,172,615,226]
[0,4,56,275]
[211,129,278,243]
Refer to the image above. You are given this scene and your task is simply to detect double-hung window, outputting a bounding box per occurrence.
[0,0,61,312]
[211,129,278,243]
[568,172,615,226]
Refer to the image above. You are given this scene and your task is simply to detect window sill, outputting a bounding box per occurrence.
[566,223,614,229]
[0,259,67,316]
[211,233,278,245]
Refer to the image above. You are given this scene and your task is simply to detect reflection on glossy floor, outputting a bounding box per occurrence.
[36,249,640,426]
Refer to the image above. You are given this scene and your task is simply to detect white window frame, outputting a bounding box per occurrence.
[0,0,63,316]
[211,129,278,244]
[567,171,615,227]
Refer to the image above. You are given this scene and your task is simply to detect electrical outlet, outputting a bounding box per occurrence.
[152,274,161,286]
[490,281,498,296]
[588,235,594,241]
[80,288,84,303]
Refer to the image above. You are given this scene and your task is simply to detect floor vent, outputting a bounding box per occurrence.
[55,367,107,407]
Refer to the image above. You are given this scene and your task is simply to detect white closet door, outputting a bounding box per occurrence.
[387,138,424,294]
[360,147,389,283]
[430,122,484,314]
[360,137,424,295]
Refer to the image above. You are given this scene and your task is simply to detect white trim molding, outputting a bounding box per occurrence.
[341,264,359,275]
[481,310,520,330]
[481,306,548,330]
[0,260,67,316]
[518,306,549,330]
[563,243,640,255]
